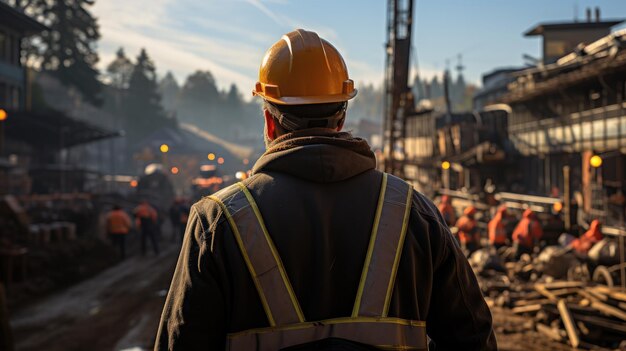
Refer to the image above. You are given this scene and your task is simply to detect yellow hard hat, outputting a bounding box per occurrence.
[253,29,357,105]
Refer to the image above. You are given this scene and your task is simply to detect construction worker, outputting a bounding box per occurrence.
[455,206,480,255]
[488,205,509,249]
[134,200,159,256]
[437,194,456,227]
[512,208,543,258]
[105,205,132,259]
[572,219,603,255]
[155,29,495,351]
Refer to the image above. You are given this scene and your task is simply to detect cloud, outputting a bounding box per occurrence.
[93,0,262,92]
[245,0,286,28]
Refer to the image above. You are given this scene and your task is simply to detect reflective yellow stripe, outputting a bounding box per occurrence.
[352,173,388,317]
[208,195,276,327]
[227,316,426,338]
[382,182,413,317]
[235,182,306,323]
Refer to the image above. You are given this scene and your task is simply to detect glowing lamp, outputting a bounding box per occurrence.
[217,157,224,165]
[208,153,216,161]
[589,155,602,168]
[0,109,7,121]
[171,166,179,174]
[160,144,169,153]
[441,161,451,170]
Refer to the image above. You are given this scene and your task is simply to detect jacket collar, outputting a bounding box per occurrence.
[252,128,377,183]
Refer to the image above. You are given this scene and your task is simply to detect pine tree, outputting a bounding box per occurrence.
[123,48,172,142]
[158,71,180,113]
[106,47,133,89]
[33,0,103,106]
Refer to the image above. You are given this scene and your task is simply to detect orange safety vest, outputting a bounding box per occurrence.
[572,220,603,254]
[488,209,507,245]
[438,203,456,226]
[208,173,428,351]
[106,210,132,234]
[512,215,542,248]
[135,203,157,221]
[456,215,478,244]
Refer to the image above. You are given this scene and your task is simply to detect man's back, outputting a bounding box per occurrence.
[155,130,496,350]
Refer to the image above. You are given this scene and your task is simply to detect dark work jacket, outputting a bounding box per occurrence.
[155,129,497,351]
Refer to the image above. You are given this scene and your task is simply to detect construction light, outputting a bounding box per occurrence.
[217,157,225,165]
[208,153,216,161]
[590,155,602,168]
[441,161,451,170]
[171,166,179,174]
[130,180,138,188]
[0,109,7,121]
[160,144,169,153]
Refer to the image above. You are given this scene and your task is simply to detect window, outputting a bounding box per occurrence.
[0,31,6,62]
[0,82,6,107]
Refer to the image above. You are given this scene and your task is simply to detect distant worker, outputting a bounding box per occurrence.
[455,206,480,255]
[572,219,603,255]
[437,195,457,227]
[105,205,132,259]
[512,208,543,258]
[488,205,509,249]
[134,200,159,256]
[156,29,495,350]
[169,198,190,242]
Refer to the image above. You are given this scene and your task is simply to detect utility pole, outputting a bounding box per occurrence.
[383,0,414,177]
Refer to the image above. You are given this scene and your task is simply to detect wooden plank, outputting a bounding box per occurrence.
[590,300,626,321]
[535,284,558,302]
[558,299,580,348]
[513,298,552,307]
[536,323,563,341]
[512,304,543,314]
[580,289,626,321]
[592,285,626,302]
[542,281,585,290]
[551,288,581,297]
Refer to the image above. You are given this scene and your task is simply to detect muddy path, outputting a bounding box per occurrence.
[11,244,180,351]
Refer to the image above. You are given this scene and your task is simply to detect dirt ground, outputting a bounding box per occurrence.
[10,241,179,351]
[9,240,571,351]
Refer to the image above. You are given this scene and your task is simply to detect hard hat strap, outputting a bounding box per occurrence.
[268,102,347,131]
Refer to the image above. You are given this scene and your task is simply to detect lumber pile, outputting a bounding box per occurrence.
[485,279,626,349]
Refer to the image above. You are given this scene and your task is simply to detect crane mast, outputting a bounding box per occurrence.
[383,0,414,176]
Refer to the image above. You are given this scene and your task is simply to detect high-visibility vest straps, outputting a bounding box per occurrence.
[208,183,305,327]
[353,173,413,317]
[227,317,428,351]
[211,176,425,350]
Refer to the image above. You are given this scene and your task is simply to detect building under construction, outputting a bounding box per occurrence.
[393,12,626,232]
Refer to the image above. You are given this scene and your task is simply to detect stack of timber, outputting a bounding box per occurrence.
[484,279,626,350]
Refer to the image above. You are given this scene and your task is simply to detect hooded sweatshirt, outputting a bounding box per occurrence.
[155,129,496,351]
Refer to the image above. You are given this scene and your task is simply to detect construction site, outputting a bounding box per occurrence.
[1,0,626,350]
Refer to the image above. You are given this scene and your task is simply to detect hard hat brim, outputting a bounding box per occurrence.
[255,90,358,105]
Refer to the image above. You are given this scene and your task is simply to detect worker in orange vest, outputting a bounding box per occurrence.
[455,206,480,255]
[512,208,543,258]
[572,220,603,255]
[438,195,457,227]
[134,200,159,256]
[105,205,132,259]
[488,206,509,249]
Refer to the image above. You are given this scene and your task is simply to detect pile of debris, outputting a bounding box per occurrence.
[474,249,626,350]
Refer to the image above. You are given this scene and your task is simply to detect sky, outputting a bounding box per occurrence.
[92,0,626,97]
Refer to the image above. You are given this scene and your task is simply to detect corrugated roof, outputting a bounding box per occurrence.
[524,20,624,36]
